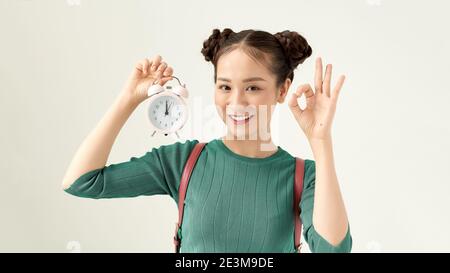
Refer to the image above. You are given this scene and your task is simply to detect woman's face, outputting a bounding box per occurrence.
[214,49,290,140]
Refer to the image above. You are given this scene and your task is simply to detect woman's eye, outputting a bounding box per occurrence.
[217,85,260,92]
[246,86,260,92]
[218,85,230,91]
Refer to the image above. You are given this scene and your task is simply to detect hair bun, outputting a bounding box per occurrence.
[201,28,235,64]
[274,30,312,69]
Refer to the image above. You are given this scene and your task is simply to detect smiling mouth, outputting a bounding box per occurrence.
[228,114,254,125]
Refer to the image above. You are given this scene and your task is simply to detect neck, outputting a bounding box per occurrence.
[220,134,278,158]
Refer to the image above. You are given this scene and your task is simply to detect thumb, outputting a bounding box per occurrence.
[288,84,307,120]
[155,66,174,86]
[157,75,174,86]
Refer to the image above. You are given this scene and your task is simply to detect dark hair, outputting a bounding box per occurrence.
[201,28,312,88]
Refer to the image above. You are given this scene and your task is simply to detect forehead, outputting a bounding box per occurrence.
[216,49,272,80]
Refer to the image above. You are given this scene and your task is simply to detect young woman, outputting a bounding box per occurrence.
[62,28,352,253]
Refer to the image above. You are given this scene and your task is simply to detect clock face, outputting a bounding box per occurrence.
[148,94,186,132]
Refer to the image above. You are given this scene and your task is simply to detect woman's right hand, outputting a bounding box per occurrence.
[122,55,174,107]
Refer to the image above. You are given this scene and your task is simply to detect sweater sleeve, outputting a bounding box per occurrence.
[299,159,353,253]
[63,139,199,200]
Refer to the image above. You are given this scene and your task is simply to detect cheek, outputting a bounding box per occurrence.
[251,93,277,113]
[214,95,226,119]
[250,88,276,102]
[254,105,274,125]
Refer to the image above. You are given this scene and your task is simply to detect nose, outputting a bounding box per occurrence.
[227,88,247,110]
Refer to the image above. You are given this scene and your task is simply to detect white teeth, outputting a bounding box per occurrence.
[229,115,253,121]
[233,116,246,121]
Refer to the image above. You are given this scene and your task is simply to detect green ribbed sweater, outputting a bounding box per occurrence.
[64,138,352,253]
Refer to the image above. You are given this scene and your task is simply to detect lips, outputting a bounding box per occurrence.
[228,114,254,125]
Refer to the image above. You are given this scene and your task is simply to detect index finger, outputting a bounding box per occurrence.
[150,55,162,71]
[314,57,323,94]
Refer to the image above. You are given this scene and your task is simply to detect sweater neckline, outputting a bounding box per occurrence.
[212,137,285,163]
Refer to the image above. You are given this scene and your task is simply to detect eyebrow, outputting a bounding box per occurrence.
[217,77,266,83]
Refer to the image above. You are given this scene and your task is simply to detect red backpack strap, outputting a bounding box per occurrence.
[173,142,207,253]
[294,157,305,253]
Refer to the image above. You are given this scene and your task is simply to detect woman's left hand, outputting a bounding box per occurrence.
[288,57,346,142]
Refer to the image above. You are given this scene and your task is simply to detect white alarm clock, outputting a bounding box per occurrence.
[146,76,189,139]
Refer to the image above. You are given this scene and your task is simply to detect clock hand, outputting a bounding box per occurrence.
[165,101,168,116]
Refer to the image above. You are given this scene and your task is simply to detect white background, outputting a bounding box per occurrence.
[1,0,449,252]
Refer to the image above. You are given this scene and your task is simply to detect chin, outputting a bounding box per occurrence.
[225,126,259,141]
